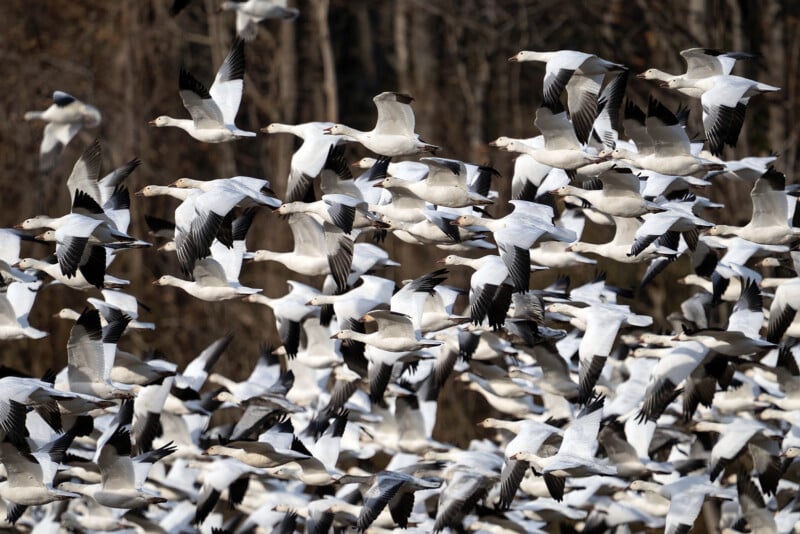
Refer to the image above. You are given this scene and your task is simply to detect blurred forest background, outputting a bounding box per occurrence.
[1,0,799,393]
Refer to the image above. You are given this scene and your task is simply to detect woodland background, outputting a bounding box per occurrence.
[1,1,799,438]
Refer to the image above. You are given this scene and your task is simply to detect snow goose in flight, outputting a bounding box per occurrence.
[629,475,735,534]
[354,469,441,531]
[306,274,395,331]
[693,234,786,305]
[203,433,310,469]
[153,257,260,301]
[636,340,710,422]
[84,289,155,331]
[0,280,48,340]
[378,208,470,247]
[693,416,783,495]
[0,401,81,524]
[377,157,493,208]
[489,136,553,201]
[261,123,353,202]
[61,309,135,399]
[665,74,779,156]
[170,175,280,208]
[478,418,563,509]
[512,396,615,501]
[332,310,442,353]
[766,279,800,343]
[610,97,723,176]
[628,194,714,257]
[219,0,299,41]
[267,412,351,486]
[15,247,108,290]
[674,278,775,357]
[511,102,603,171]
[325,92,439,157]
[24,91,101,173]
[276,194,379,235]
[638,47,759,96]
[252,213,353,293]
[509,49,627,143]
[65,140,141,224]
[69,409,176,509]
[150,38,255,142]
[546,301,651,403]
[708,167,800,245]
[244,280,319,357]
[438,254,513,329]
[25,215,141,281]
[454,200,576,292]
[568,215,663,264]
[554,167,659,218]
[168,184,259,275]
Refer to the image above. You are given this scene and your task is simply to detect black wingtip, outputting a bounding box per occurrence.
[179,68,211,99]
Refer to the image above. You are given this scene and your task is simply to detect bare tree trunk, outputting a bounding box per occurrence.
[687,0,707,43]
[764,0,795,176]
[394,0,409,91]
[314,0,338,122]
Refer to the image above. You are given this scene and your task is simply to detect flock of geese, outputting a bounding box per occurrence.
[6,3,800,533]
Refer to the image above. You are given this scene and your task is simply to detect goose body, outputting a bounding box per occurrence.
[150,38,254,142]
[24,91,101,172]
[220,0,298,41]
[325,92,438,157]
[153,257,260,301]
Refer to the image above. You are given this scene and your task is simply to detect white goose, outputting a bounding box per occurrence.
[67,421,176,509]
[0,402,80,524]
[665,74,779,156]
[15,250,109,291]
[244,280,319,357]
[554,167,657,218]
[60,309,135,399]
[511,103,602,171]
[609,97,722,176]
[332,310,442,352]
[306,274,395,331]
[24,90,101,172]
[262,122,352,202]
[170,175,280,208]
[546,301,652,403]
[153,257,260,301]
[629,476,735,534]
[708,167,799,245]
[251,213,353,293]
[377,157,493,208]
[508,49,626,143]
[150,38,255,142]
[219,0,298,41]
[637,47,758,96]
[454,200,575,292]
[0,280,48,340]
[438,254,513,329]
[489,136,553,201]
[512,396,616,501]
[17,211,140,273]
[325,92,439,157]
